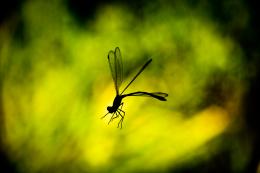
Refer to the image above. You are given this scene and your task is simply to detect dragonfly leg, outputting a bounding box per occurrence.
[119,102,124,109]
[108,112,117,124]
[117,111,124,129]
[117,103,125,128]
[118,109,125,116]
[101,112,109,119]
[118,102,125,115]
[111,112,119,121]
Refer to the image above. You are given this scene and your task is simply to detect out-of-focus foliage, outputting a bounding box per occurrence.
[0,0,252,172]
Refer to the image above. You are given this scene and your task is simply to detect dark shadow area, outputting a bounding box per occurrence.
[172,150,232,173]
[0,1,21,172]
[0,149,18,173]
[0,0,23,25]
[66,0,155,24]
[243,75,260,173]
[237,0,260,172]
[66,0,112,24]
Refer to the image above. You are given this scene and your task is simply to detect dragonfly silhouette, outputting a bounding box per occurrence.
[102,47,168,128]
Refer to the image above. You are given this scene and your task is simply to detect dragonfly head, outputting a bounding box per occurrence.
[107,106,113,113]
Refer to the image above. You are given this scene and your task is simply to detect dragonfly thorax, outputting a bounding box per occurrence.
[107,95,123,113]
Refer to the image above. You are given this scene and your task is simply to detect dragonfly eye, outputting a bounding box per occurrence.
[107,106,112,112]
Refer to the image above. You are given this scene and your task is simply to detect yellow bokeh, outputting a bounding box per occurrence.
[0,0,248,172]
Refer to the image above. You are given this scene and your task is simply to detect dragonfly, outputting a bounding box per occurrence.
[102,47,168,128]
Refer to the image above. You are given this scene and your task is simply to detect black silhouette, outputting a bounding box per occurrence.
[102,47,168,128]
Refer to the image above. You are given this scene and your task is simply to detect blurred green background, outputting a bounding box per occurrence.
[0,0,259,173]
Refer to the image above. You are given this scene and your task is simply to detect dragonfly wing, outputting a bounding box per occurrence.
[108,47,123,94]
[115,47,123,90]
[123,91,168,101]
[120,59,152,95]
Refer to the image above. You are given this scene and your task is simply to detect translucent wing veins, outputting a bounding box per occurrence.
[107,47,123,94]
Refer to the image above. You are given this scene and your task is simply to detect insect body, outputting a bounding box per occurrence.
[102,47,168,128]
[107,95,123,114]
